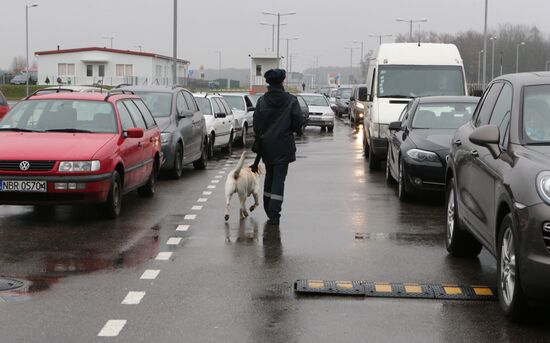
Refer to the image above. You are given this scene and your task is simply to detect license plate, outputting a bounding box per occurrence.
[0,180,47,192]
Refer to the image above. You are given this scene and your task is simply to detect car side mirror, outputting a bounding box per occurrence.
[389,121,403,132]
[214,112,226,119]
[350,96,356,102]
[126,127,144,139]
[247,106,255,112]
[358,88,369,101]
[469,124,500,159]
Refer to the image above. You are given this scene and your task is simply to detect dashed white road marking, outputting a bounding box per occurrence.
[211,180,220,184]
[191,205,203,210]
[215,175,223,179]
[207,185,216,189]
[203,191,212,195]
[122,291,146,305]
[218,171,226,174]
[140,270,160,280]
[197,198,208,203]
[184,214,197,220]
[222,167,228,170]
[176,224,190,232]
[155,252,173,261]
[167,237,182,245]
[98,320,127,337]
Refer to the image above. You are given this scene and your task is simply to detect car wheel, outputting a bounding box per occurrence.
[193,138,208,170]
[241,125,248,147]
[497,214,528,320]
[385,159,396,184]
[445,177,483,257]
[169,143,184,179]
[368,143,381,170]
[138,160,158,197]
[207,133,215,160]
[398,158,410,201]
[101,171,122,219]
[327,126,334,133]
[363,133,369,158]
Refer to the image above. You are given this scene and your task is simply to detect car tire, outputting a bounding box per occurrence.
[169,143,184,179]
[398,158,410,201]
[497,214,528,321]
[368,143,381,170]
[193,138,208,170]
[223,131,233,154]
[363,133,369,158]
[101,171,122,219]
[327,126,334,133]
[445,177,483,258]
[385,160,396,184]
[241,125,248,147]
[207,133,215,160]
[138,160,158,198]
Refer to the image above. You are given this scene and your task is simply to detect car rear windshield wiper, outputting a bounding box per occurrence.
[0,127,37,132]
[45,128,93,133]
[378,95,413,99]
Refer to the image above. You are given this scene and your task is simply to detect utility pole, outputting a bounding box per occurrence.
[482,0,488,88]
[263,11,296,68]
[172,0,177,86]
[26,3,38,97]
[344,47,358,84]
[281,37,298,72]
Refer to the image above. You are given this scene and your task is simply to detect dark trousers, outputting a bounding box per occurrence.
[263,163,289,219]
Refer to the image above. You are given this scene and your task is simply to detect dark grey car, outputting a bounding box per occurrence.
[445,72,550,320]
[121,86,208,178]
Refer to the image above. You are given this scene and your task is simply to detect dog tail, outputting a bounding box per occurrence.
[233,151,247,180]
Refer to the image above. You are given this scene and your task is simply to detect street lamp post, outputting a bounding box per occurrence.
[281,37,298,77]
[353,41,364,63]
[260,22,287,52]
[134,45,143,52]
[263,11,296,68]
[500,51,504,76]
[25,3,38,97]
[482,0,488,87]
[214,50,222,82]
[546,60,549,72]
[395,18,427,42]
[102,36,114,49]
[490,36,497,81]
[172,0,177,86]
[344,47,358,84]
[478,49,484,86]
[516,42,526,73]
[368,34,393,45]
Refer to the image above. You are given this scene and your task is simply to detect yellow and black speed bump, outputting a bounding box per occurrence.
[294,280,498,301]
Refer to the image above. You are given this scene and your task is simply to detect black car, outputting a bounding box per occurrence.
[446,72,550,319]
[296,95,310,128]
[120,86,208,178]
[386,96,479,201]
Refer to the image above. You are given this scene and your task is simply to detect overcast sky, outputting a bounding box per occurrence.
[1,0,549,72]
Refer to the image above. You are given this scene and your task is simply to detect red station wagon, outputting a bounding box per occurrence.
[0,91,9,120]
[0,91,162,218]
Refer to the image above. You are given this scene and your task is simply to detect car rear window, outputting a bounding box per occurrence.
[411,102,477,129]
[0,99,117,133]
[523,85,550,143]
[195,97,212,115]
[133,91,172,118]
[223,95,245,111]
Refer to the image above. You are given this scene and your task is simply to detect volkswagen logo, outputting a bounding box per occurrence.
[19,161,30,171]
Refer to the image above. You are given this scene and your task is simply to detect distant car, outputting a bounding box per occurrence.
[220,93,255,146]
[445,72,550,320]
[299,93,334,132]
[349,84,369,128]
[10,73,36,85]
[194,94,235,158]
[0,91,8,120]
[386,96,479,201]
[0,91,162,218]
[334,86,352,117]
[120,86,208,179]
[328,89,338,109]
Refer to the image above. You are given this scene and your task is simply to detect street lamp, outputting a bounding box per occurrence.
[516,41,526,73]
[353,41,364,63]
[478,49,484,86]
[172,0,177,86]
[489,36,497,80]
[344,47,358,84]
[214,50,222,81]
[102,36,114,49]
[368,34,393,45]
[262,10,296,68]
[134,45,143,52]
[482,0,488,87]
[281,37,299,74]
[395,18,427,42]
[25,3,38,97]
[260,22,287,53]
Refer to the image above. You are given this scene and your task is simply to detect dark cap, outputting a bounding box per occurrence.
[264,69,286,85]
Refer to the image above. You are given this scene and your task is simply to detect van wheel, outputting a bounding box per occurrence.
[138,160,158,197]
[368,143,380,170]
[445,178,483,257]
[193,138,208,170]
[101,171,122,219]
[498,214,528,320]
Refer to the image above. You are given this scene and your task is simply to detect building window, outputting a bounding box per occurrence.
[116,64,133,77]
[98,65,105,77]
[58,63,75,76]
[86,65,93,77]
[256,64,262,77]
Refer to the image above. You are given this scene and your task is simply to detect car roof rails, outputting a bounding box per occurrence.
[113,83,132,89]
[25,87,75,99]
[104,89,135,101]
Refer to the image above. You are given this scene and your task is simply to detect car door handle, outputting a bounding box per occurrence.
[470,149,479,157]
[149,137,155,142]
[453,139,462,146]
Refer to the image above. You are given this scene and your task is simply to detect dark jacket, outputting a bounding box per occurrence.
[253,85,305,164]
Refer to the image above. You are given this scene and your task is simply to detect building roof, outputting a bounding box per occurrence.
[35,47,189,64]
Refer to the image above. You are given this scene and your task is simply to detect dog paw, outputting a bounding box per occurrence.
[224,215,229,221]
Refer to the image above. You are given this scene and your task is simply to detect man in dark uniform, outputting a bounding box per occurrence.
[252,69,305,225]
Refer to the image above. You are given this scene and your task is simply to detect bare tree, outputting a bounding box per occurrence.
[10,56,27,74]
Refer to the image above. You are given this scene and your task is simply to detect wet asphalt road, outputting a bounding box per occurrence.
[0,119,550,342]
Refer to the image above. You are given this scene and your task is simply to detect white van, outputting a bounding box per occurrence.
[362,43,468,170]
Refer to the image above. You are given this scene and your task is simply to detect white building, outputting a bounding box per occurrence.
[249,53,279,93]
[35,47,190,87]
